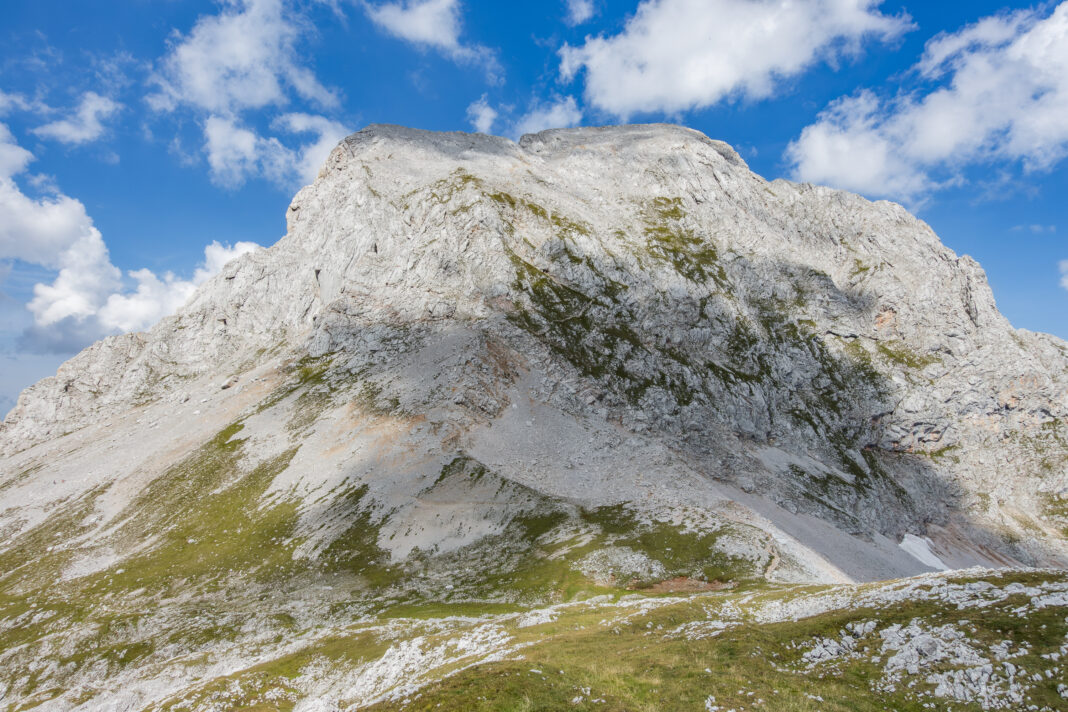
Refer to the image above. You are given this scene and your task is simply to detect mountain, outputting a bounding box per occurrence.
[1,124,1066,711]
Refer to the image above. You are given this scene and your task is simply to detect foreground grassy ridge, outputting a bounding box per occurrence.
[152,630,392,712]
[364,573,1068,712]
[145,570,1068,712]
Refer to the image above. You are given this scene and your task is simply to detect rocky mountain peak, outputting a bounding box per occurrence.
[2,125,1068,574]
[1,123,1067,710]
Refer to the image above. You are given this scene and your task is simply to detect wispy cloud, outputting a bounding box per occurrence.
[787,3,1068,203]
[513,96,582,138]
[365,0,501,81]
[148,0,338,114]
[0,90,33,116]
[466,94,497,134]
[564,0,596,26]
[32,92,122,144]
[1011,224,1057,234]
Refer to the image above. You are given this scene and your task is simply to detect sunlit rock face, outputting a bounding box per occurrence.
[0,124,1066,710]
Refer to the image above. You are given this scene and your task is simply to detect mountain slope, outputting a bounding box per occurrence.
[0,124,1066,710]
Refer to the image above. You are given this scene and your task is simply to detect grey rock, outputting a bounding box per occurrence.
[2,123,1067,578]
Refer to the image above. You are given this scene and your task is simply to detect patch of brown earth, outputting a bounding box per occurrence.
[636,577,733,593]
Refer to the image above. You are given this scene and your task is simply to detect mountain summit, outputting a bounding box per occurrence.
[2,124,1067,710]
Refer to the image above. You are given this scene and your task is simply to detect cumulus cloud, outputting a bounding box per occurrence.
[203,116,260,187]
[269,112,351,184]
[565,0,596,26]
[366,0,461,50]
[513,96,582,137]
[202,113,350,188]
[147,0,350,188]
[26,230,121,328]
[466,94,497,134]
[1,123,261,353]
[366,0,499,77]
[786,3,1068,202]
[23,238,261,353]
[148,0,337,114]
[560,0,910,118]
[95,241,260,333]
[1061,261,1068,293]
[0,124,101,268]
[31,92,122,144]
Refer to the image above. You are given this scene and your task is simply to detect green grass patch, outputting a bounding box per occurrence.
[875,341,940,370]
[640,197,727,287]
[581,505,754,585]
[364,572,1068,712]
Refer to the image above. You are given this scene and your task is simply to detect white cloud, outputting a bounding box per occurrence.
[27,230,121,327]
[25,237,262,350]
[367,0,462,51]
[202,113,350,188]
[0,90,32,116]
[204,115,261,187]
[565,0,595,26]
[148,0,337,114]
[1012,224,1057,234]
[784,91,933,199]
[1,123,261,352]
[0,124,34,182]
[97,241,260,333]
[0,124,122,336]
[366,0,499,77]
[513,96,582,137]
[31,91,121,144]
[786,3,1068,202]
[913,11,1030,79]
[147,0,350,188]
[466,94,497,134]
[1060,261,1068,292]
[98,268,196,334]
[559,0,910,118]
[269,112,351,184]
[0,124,101,268]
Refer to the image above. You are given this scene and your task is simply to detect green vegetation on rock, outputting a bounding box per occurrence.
[640,197,727,287]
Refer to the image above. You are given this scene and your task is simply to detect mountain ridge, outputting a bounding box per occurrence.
[4,123,1067,567]
[1,123,1067,711]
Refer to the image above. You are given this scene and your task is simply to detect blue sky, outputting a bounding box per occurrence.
[2,0,1067,415]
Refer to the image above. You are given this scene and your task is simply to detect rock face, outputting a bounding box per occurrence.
[5,123,1066,563]
[1,124,1067,710]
